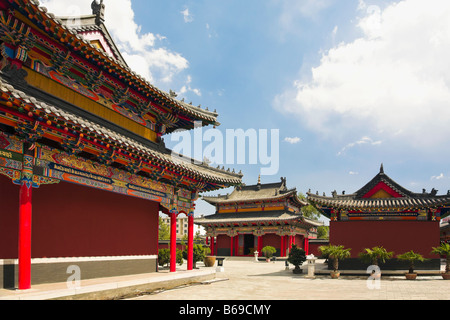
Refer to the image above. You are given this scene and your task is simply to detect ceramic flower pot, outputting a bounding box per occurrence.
[405,273,417,280]
[442,273,450,280]
[203,256,216,267]
[330,271,340,279]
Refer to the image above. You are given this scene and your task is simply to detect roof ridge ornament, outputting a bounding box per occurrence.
[91,0,105,26]
[380,163,384,174]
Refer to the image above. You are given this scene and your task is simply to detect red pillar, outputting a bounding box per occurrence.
[187,215,194,271]
[280,235,285,257]
[304,238,310,255]
[170,212,177,272]
[210,236,214,256]
[18,182,32,290]
[230,236,234,256]
[257,236,262,253]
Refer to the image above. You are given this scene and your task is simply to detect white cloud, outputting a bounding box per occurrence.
[274,0,334,37]
[337,136,382,156]
[181,7,194,23]
[284,137,302,144]
[39,0,190,86]
[179,75,202,97]
[349,171,359,175]
[275,0,450,153]
[431,173,445,180]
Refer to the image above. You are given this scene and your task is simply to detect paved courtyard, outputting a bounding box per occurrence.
[128,258,449,301]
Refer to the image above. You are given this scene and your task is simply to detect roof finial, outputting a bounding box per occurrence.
[380,163,384,174]
[91,0,105,25]
[258,174,261,185]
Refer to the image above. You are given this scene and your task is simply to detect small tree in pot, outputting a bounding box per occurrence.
[431,242,450,280]
[359,246,394,267]
[319,245,351,279]
[261,246,276,262]
[397,250,427,280]
[287,245,306,274]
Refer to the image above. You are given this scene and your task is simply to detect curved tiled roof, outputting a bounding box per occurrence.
[14,0,220,128]
[195,210,322,228]
[202,178,307,207]
[307,165,450,213]
[0,77,242,187]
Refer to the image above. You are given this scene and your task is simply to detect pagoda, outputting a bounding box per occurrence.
[0,0,242,289]
[307,164,450,270]
[196,177,323,258]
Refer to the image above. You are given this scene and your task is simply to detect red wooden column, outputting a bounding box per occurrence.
[280,235,285,257]
[257,236,262,253]
[18,150,35,291]
[304,237,310,255]
[18,182,32,290]
[170,212,177,272]
[210,236,214,256]
[187,215,194,271]
[230,236,234,256]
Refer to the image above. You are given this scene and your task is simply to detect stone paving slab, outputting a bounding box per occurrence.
[128,258,450,301]
[1,258,448,301]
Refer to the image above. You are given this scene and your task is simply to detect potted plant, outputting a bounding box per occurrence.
[431,242,450,280]
[359,246,394,268]
[287,245,306,274]
[396,250,427,280]
[319,245,351,279]
[261,246,276,262]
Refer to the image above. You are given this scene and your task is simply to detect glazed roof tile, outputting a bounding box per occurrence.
[307,165,450,210]
[202,178,307,206]
[195,210,323,227]
[0,77,242,186]
[19,0,220,126]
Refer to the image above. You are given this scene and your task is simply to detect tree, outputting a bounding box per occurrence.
[261,246,276,260]
[158,248,170,267]
[317,226,329,239]
[287,245,306,273]
[319,245,351,273]
[359,246,394,266]
[298,192,322,221]
[431,242,450,274]
[158,217,170,240]
[176,248,184,266]
[397,250,427,274]
[183,244,210,268]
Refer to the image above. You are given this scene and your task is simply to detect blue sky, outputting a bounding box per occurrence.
[41,0,450,222]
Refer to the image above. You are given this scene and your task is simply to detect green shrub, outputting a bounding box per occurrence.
[261,246,276,259]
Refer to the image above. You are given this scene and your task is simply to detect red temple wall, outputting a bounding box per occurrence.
[262,233,280,250]
[330,220,440,259]
[0,175,20,259]
[294,235,304,248]
[216,234,229,251]
[0,175,160,259]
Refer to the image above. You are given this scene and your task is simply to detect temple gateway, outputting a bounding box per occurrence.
[0,0,242,289]
[196,178,323,258]
[307,165,449,270]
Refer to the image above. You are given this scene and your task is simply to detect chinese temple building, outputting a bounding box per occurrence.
[0,0,242,289]
[307,165,450,270]
[196,177,323,258]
